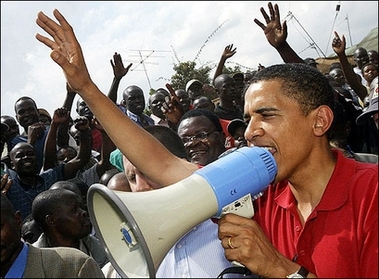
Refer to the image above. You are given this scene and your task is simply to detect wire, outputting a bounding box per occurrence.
[325,1,341,56]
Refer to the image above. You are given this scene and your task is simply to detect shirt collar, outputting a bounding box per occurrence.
[276,149,353,212]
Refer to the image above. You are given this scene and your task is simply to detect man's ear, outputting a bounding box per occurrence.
[45,214,56,227]
[313,105,334,136]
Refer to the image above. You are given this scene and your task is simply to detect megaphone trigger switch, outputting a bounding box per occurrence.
[219,194,255,218]
[120,222,138,247]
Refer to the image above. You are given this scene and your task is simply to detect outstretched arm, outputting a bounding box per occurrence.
[43,107,70,170]
[332,31,368,102]
[35,10,198,186]
[213,44,237,84]
[107,52,132,103]
[57,82,77,147]
[254,2,303,64]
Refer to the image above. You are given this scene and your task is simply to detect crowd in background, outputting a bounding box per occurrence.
[1,2,377,278]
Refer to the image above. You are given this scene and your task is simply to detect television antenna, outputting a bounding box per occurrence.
[128,49,171,89]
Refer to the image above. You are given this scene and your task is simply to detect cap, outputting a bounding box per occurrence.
[304,58,318,65]
[185,79,203,92]
[232,72,244,81]
[356,95,378,125]
[227,119,247,136]
[38,108,52,120]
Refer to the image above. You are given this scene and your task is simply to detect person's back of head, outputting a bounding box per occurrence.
[21,213,43,244]
[99,167,120,185]
[144,125,187,159]
[122,85,146,115]
[107,171,131,192]
[192,96,215,111]
[50,180,84,201]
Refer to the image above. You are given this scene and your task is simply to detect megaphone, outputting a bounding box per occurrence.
[87,146,277,278]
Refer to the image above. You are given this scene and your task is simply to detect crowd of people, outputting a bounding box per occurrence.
[1,2,377,278]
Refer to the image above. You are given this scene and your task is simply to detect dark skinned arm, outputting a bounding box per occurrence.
[213,44,237,84]
[254,2,304,64]
[43,107,70,170]
[332,31,368,102]
[63,116,92,179]
[57,82,77,147]
[107,52,132,103]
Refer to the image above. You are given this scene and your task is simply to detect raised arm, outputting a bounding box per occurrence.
[63,116,92,179]
[91,117,116,179]
[57,83,77,147]
[213,44,237,84]
[332,31,368,102]
[35,9,198,186]
[107,52,132,103]
[254,2,303,64]
[43,107,70,170]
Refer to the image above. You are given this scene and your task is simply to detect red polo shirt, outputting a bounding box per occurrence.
[253,149,378,278]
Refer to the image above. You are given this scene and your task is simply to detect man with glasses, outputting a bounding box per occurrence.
[176,109,226,166]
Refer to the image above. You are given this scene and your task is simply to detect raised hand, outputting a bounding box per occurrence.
[27,123,46,144]
[161,83,184,126]
[222,44,237,60]
[73,116,90,132]
[52,107,70,125]
[36,10,93,94]
[254,2,287,49]
[110,52,132,80]
[1,173,12,194]
[332,31,346,55]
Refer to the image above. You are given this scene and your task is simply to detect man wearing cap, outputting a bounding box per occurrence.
[304,57,319,69]
[226,119,247,149]
[37,108,52,127]
[185,79,204,104]
[356,92,378,130]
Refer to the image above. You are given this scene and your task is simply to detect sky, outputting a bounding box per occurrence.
[1,1,378,120]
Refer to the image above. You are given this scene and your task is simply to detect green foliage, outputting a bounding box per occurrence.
[170,61,218,100]
[170,61,210,90]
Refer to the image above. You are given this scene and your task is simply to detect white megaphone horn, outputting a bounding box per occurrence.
[87,146,277,278]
